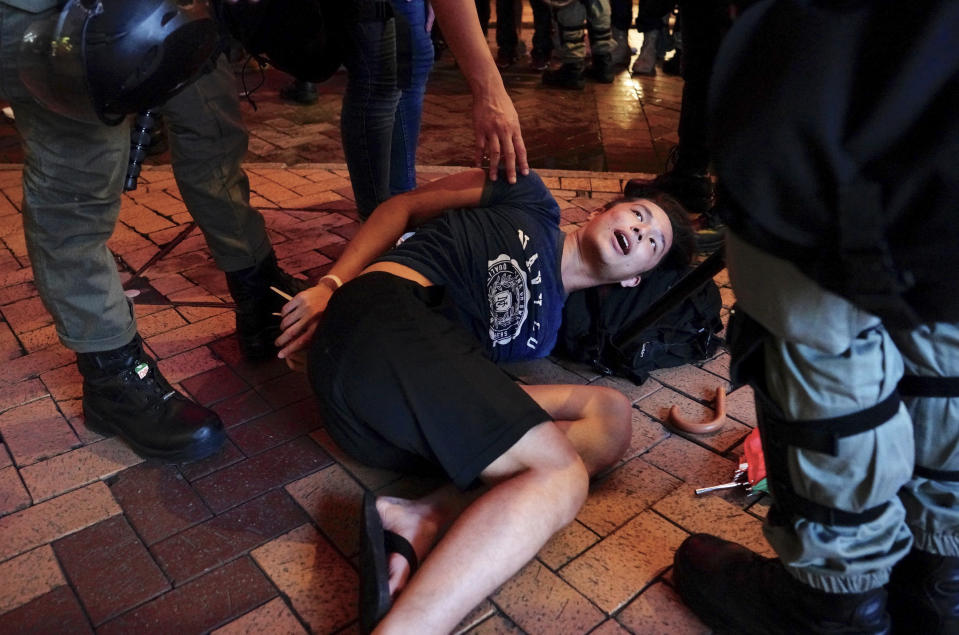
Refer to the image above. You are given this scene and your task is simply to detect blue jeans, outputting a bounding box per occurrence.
[341,0,434,218]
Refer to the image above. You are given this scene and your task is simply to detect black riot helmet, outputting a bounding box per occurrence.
[214,0,348,84]
[19,0,219,125]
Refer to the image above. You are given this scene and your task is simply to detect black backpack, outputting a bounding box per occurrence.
[558,257,724,384]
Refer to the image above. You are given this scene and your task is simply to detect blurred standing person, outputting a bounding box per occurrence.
[528,0,555,70]
[542,0,616,89]
[626,1,733,217]
[341,0,531,219]
[493,0,522,69]
[630,0,674,75]
[239,0,530,219]
[340,0,436,219]
[609,0,635,67]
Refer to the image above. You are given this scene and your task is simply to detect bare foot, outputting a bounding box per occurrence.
[376,496,445,597]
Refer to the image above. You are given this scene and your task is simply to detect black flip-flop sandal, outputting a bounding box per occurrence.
[359,491,419,634]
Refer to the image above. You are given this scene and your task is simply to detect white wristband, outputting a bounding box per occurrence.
[319,274,343,290]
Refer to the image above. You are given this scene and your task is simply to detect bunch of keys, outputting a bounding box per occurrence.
[695,428,769,497]
[695,461,752,495]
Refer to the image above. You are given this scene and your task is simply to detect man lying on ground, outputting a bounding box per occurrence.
[275,167,694,634]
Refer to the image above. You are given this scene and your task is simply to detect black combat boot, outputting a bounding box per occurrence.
[888,548,959,634]
[624,168,713,215]
[78,335,225,462]
[224,250,310,361]
[585,53,616,83]
[542,63,586,90]
[674,534,892,634]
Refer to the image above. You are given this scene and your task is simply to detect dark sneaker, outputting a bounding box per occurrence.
[888,549,959,634]
[585,53,615,83]
[624,169,713,215]
[496,48,517,70]
[78,335,225,462]
[674,534,892,635]
[280,80,318,105]
[542,63,586,90]
[530,49,550,71]
[225,251,311,361]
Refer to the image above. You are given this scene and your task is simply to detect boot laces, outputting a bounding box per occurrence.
[120,360,175,408]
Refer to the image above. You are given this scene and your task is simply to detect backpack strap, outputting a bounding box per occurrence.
[586,285,616,376]
[613,249,726,351]
[899,374,959,481]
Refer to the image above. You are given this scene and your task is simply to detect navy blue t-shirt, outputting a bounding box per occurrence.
[379,171,567,363]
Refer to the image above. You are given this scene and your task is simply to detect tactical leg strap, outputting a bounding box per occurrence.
[754,387,899,526]
[900,373,959,481]
[587,26,612,41]
[899,375,959,399]
[730,308,901,527]
[558,23,587,44]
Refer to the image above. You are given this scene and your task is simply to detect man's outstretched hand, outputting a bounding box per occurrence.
[473,88,528,184]
[429,0,529,184]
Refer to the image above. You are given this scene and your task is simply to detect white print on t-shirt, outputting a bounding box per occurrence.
[486,228,544,350]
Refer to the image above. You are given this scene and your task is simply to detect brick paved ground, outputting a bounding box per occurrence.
[0,17,771,635]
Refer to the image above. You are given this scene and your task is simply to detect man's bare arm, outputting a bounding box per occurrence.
[324,168,487,284]
[430,0,529,184]
[274,168,488,360]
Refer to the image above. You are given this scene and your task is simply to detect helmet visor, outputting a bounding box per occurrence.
[19,0,102,123]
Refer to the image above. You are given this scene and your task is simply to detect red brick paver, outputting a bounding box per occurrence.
[53,515,171,626]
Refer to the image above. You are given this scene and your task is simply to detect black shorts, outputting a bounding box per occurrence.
[308,272,550,489]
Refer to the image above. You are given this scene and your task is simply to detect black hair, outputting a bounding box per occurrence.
[602,187,695,271]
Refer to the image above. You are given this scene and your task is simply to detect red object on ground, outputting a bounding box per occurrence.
[742,427,766,486]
